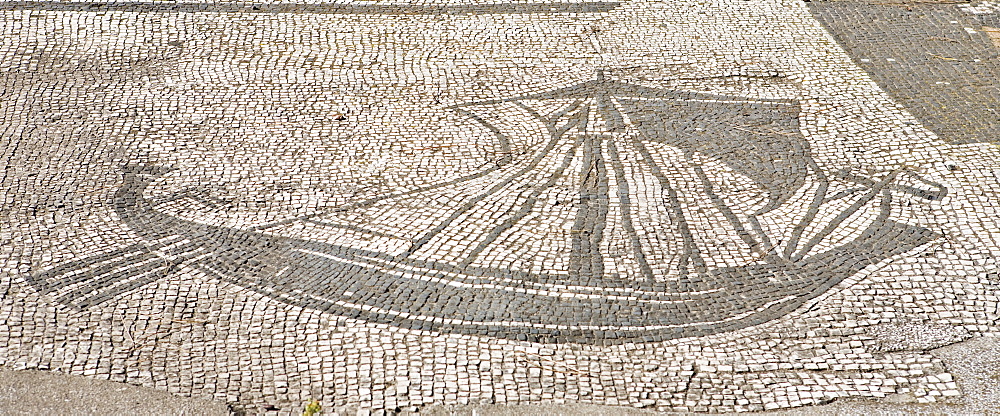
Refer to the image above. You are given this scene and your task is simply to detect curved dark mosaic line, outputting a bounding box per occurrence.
[26,78,945,344]
[27,165,938,344]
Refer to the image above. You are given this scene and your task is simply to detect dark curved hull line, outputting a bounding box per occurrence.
[27,165,939,344]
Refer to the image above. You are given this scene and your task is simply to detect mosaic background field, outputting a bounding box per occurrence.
[2,0,1000,413]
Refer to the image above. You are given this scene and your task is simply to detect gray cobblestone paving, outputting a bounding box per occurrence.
[2,0,1000,414]
[809,1,1000,145]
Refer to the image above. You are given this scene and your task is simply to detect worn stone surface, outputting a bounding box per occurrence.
[1,0,999,414]
[0,366,233,416]
[809,1,1000,145]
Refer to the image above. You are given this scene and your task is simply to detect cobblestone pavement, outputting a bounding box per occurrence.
[2,0,999,413]
[810,0,1000,145]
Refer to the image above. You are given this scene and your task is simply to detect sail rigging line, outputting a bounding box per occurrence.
[605,139,656,282]
[628,137,708,279]
[399,106,589,259]
[457,134,585,268]
[688,152,770,263]
[782,157,831,260]
[790,169,900,263]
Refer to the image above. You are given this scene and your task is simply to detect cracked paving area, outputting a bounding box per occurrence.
[2,0,1000,413]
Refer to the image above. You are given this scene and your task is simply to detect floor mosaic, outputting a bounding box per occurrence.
[2,0,999,413]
